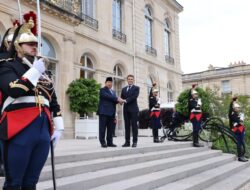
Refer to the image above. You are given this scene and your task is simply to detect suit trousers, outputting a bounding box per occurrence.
[123,110,138,143]
[1,111,50,189]
[99,115,114,145]
[235,131,245,157]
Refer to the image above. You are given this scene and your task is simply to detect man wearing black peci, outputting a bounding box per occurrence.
[121,74,140,148]
[97,77,123,148]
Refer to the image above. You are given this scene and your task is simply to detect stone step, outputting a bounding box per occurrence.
[205,163,250,190]
[45,141,192,165]
[156,157,250,190]
[87,154,235,190]
[37,150,224,190]
[40,147,208,182]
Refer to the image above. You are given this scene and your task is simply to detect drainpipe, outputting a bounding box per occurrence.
[132,0,136,82]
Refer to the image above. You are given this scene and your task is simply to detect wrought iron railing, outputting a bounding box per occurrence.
[41,0,98,29]
[165,55,175,64]
[112,29,126,43]
[80,13,98,30]
[145,45,157,56]
[160,116,242,156]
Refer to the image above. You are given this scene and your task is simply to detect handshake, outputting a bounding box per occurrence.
[117,97,126,105]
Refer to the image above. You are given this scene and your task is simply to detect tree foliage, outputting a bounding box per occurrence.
[66,78,101,116]
[175,87,213,118]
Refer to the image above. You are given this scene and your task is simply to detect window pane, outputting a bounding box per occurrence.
[145,18,152,47]
[164,30,170,56]
[46,61,56,84]
[112,0,121,31]
[145,6,151,17]
[117,66,122,76]
[221,80,231,93]
[83,0,94,17]
[87,57,93,68]
[41,37,56,59]
[80,55,95,79]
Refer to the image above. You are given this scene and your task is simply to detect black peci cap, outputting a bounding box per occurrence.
[105,77,113,82]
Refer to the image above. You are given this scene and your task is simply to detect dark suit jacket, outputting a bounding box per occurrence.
[121,85,140,113]
[97,87,118,117]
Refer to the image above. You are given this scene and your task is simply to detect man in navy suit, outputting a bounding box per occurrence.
[121,75,140,147]
[97,77,123,148]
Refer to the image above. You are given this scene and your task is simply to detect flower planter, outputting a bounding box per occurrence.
[75,118,99,139]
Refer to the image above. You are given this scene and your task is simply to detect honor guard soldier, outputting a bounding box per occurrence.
[188,85,203,147]
[0,20,20,63]
[0,11,64,189]
[229,98,248,162]
[149,89,161,143]
[0,20,20,177]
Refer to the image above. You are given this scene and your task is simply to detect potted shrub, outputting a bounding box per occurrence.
[66,78,101,139]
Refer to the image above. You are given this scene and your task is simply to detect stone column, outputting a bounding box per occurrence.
[60,35,76,139]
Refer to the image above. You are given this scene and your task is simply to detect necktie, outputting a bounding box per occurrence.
[127,85,131,91]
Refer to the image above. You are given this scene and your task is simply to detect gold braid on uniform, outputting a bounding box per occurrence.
[34,88,42,114]
[37,79,55,102]
[37,84,53,102]
[9,80,29,92]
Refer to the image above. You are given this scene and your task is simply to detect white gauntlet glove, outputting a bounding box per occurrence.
[32,58,45,74]
[22,58,45,86]
[197,98,202,106]
[51,116,64,147]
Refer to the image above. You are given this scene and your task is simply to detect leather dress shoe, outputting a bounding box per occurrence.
[154,139,160,143]
[193,143,204,147]
[107,144,117,147]
[122,143,130,147]
[101,144,107,148]
[132,143,137,148]
[238,156,248,162]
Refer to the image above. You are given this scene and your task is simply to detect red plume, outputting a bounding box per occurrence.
[192,84,197,88]
[23,11,37,36]
[232,97,238,101]
[12,20,20,27]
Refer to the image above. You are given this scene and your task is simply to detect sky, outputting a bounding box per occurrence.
[177,0,250,74]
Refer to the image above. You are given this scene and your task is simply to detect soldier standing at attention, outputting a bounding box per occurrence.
[229,98,248,162]
[188,85,203,147]
[0,19,20,177]
[149,89,161,143]
[0,12,64,189]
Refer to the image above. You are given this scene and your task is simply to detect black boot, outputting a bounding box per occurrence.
[193,132,203,147]
[237,146,248,162]
[153,129,160,143]
[21,186,36,190]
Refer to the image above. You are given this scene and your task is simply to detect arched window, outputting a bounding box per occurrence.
[42,36,56,59]
[167,82,174,102]
[113,64,123,77]
[145,6,153,47]
[82,0,95,18]
[41,36,57,84]
[80,54,95,79]
[164,19,170,57]
[112,0,122,32]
